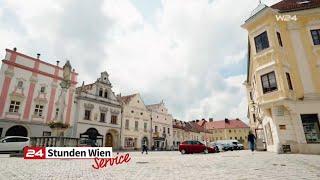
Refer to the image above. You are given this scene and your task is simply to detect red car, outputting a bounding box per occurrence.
[179,140,215,154]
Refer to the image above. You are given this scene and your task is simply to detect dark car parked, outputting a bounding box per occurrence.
[179,140,216,154]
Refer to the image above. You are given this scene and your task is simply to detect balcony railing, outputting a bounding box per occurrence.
[30,137,79,147]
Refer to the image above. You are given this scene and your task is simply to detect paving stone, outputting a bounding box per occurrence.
[0,151,319,179]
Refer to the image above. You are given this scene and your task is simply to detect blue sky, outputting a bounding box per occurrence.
[0,0,281,123]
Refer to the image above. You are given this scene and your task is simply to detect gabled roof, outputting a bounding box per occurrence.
[271,0,320,13]
[118,93,137,104]
[197,119,249,130]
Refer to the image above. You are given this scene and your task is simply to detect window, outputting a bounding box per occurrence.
[261,71,277,93]
[84,110,91,120]
[40,86,46,93]
[249,92,253,100]
[140,112,143,115]
[168,128,170,134]
[235,137,237,140]
[111,115,117,124]
[301,114,320,143]
[124,137,134,148]
[9,101,20,113]
[253,113,256,123]
[55,108,59,118]
[131,110,134,113]
[34,105,44,117]
[104,91,108,98]
[276,32,283,47]
[230,137,232,139]
[155,126,158,132]
[135,121,138,131]
[229,130,231,133]
[17,81,23,88]
[144,122,147,132]
[43,131,51,136]
[254,31,270,52]
[125,119,129,129]
[0,128,3,137]
[100,113,105,122]
[279,125,286,130]
[311,29,320,45]
[99,89,103,97]
[286,72,293,90]
[163,127,165,133]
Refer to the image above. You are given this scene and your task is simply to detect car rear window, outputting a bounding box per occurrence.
[5,137,28,142]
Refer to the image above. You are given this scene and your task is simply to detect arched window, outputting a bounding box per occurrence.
[99,88,103,97]
[104,91,108,98]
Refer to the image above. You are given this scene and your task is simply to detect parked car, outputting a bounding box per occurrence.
[214,142,224,152]
[0,136,30,152]
[179,140,216,154]
[221,143,234,151]
[237,143,244,150]
[210,142,223,152]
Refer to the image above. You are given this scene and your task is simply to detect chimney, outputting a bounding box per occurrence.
[56,61,60,66]
[13,47,17,52]
[37,53,40,59]
[209,118,213,122]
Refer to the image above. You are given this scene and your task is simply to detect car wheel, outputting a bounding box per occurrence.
[204,149,208,154]
[181,149,186,154]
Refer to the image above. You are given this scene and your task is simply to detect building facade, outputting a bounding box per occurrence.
[0,48,78,138]
[118,94,152,150]
[242,0,320,154]
[147,101,173,150]
[172,119,205,149]
[74,72,122,149]
[197,118,250,148]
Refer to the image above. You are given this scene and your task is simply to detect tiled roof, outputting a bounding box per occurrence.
[198,119,249,130]
[271,0,320,12]
[118,94,137,104]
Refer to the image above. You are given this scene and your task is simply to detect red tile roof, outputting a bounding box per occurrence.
[118,94,137,104]
[271,0,320,12]
[198,119,249,130]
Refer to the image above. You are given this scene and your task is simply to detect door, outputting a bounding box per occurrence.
[105,133,113,147]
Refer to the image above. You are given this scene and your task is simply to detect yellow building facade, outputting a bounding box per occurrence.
[242,1,320,154]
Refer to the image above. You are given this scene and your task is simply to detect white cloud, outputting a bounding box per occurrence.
[0,0,282,123]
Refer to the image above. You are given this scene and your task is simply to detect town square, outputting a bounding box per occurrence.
[1,151,320,179]
[0,0,320,179]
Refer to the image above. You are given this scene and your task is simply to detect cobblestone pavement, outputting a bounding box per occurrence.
[0,150,319,180]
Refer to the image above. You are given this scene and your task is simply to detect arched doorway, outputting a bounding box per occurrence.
[80,128,103,146]
[141,137,148,147]
[105,133,113,147]
[5,125,28,137]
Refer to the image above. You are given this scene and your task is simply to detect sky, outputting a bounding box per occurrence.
[0,0,281,123]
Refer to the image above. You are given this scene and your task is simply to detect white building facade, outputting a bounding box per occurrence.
[74,72,122,149]
[118,94,152,150]
[147,101,173,150]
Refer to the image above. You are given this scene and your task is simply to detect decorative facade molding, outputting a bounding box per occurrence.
[84,103,94,110]
[4,68,14,77]
[99,106,108,112]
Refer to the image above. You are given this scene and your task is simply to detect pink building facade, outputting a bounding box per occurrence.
[0,48,78,137]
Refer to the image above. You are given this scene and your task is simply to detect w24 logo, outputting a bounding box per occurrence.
[24,147,46,159]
